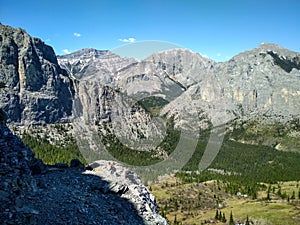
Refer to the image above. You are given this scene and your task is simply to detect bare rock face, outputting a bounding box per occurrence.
[62,43,300,133]
[214,43,300,119]
[58,48,137,83]
[72,80,165,151]
[1,24,300,130]
[144,48,215,88]
[0,123,39,224]
[159,43,300,130]
[85,160,168,225]
[0,23,73,124]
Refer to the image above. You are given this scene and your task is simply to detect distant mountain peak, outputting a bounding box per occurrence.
[57,48,111,60]
[148,47,212,61]
[259,42,284,49]
[256,42,300,57]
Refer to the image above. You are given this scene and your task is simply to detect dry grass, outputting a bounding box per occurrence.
[150,178,300,225]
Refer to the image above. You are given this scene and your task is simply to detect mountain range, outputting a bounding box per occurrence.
[1,23,300,155]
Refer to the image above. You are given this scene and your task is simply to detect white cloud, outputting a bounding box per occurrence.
[118,37,136,43]
[74,32,81,37]
[62,49,71,54]
[216,53,222,57]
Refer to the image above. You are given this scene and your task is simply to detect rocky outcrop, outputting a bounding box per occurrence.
[0,123,167,224]
[144,48,215,88]
[0,123,38,224]
[160,43,300,130]
[0,23,73,124]
[85,160,168,225]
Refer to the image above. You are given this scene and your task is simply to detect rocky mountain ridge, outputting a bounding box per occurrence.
[2,23,300,129]
[0,122,167,225]
[1,23,300,157]
[59,42,300,123]
[1,23,300,154]
[0,23,73,125]
[57,48,137,83]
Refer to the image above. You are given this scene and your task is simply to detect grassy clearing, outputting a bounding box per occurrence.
[150,177,300,225]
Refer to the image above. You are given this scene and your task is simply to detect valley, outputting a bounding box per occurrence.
[1,23,300,225]
[151,177,300,225]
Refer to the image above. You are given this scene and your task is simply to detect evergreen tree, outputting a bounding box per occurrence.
[174,214,178,225]
[291,191,295,200]
[266,190,271,200]
[252,190,257,200]
[229,211,235,225]
[215,210,219,220]
[298,189,300,199]
[219,211,222,220]
[245,215,250,225]
[222,212,226,223]
[277,187,282,197]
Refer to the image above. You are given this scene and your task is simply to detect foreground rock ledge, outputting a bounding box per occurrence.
[0,123,167,225]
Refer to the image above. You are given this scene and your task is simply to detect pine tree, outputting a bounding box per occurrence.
[252,191,257,200]
[266,190,271,200]
[245,215,250,225]
[229,211,235,225]
[298,189,300,199]
[219,211,222,220]
[174,214,178,225]
[215,210,219,220]
[222,212,226,223]
[277,187,282,197]
[291,191,295,200]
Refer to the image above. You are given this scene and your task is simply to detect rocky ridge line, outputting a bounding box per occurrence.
[0,121,167,225]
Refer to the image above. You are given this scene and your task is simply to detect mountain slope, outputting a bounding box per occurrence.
[1,23,300,158]
[57,48,137,83]
[0,23,73,124]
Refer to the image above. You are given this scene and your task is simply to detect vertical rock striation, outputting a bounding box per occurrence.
[0,23,73,124]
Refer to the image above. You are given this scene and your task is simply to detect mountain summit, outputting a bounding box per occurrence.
[1,23,300,149]
[1,24,300,150]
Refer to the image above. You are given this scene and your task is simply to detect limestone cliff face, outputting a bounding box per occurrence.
[72,80,165,150]
[160,44,300,130]
[57,48,137,83]
[1,23,300,141]
[215,43,300,119]
[0,23,73,124]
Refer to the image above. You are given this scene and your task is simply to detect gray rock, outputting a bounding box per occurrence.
[57,48,137,83]
[0,122,166,224]
[0,23,73,125]
[84,160,168,225]
[0,123,37,224]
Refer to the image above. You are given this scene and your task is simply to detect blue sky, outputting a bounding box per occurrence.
[0,0,299,61]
